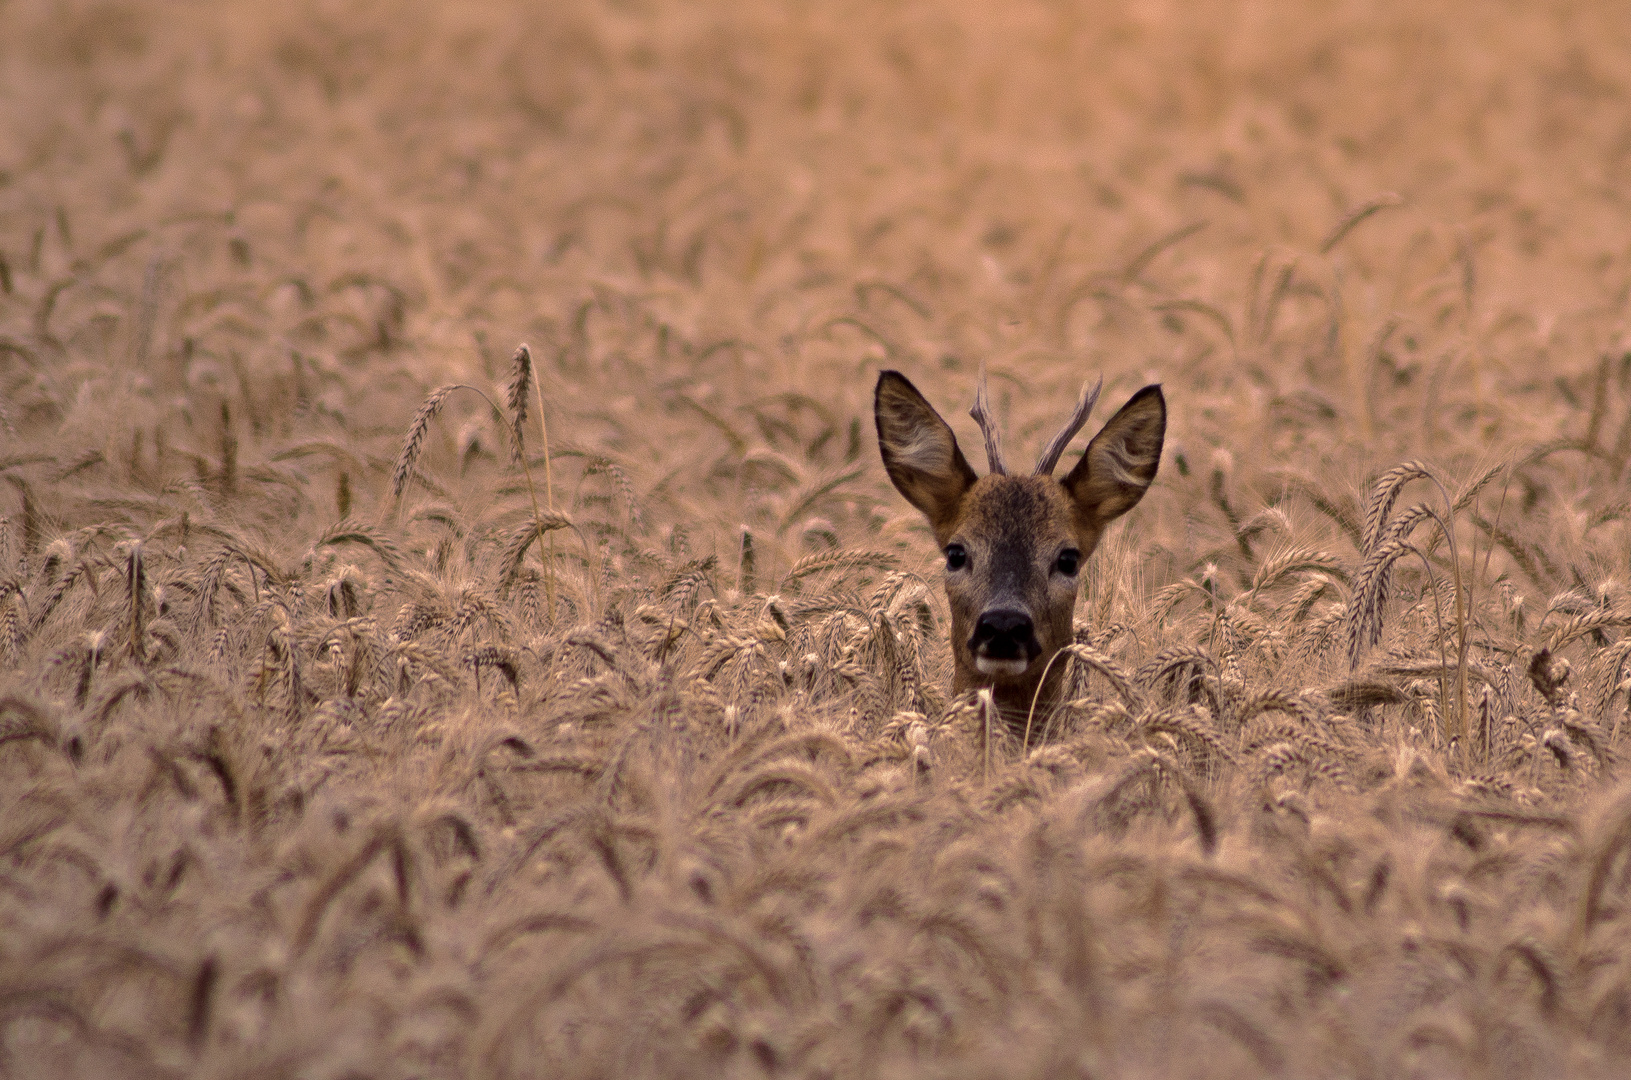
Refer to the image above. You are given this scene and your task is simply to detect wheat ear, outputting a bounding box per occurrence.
[392,384,461,502]
[509,345,557,619]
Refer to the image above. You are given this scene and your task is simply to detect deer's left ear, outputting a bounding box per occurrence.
[1061,385,1165,530]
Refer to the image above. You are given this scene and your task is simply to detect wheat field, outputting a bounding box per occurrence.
[5,1,1631,1076]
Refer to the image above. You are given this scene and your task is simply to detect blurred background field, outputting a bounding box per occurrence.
[5,1,1631,1077]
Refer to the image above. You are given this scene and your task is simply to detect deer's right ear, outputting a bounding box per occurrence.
[875,371,978,536]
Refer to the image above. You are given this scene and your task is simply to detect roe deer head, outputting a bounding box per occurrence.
[874,369,1166,739]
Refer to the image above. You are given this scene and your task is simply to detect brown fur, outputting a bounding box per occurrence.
[875,371,1167,736]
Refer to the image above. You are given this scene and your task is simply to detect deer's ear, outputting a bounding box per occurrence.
[1062,385,1165,531]
[875,371,977,536]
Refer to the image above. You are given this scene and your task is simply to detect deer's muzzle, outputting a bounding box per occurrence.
[969,608,1042,677]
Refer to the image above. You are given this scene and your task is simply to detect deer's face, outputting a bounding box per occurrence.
[874,371,1166,699]
[938,475,1090,684]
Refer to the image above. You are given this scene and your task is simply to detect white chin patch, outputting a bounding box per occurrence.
[975,658,1031,678]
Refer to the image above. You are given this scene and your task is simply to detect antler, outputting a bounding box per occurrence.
[969,364,1007,475]
[1033,376,1103,476]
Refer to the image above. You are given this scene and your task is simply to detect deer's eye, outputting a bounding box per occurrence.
[1055,549,1081,576]
[945,544,968,571]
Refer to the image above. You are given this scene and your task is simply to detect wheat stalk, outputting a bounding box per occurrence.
[511,344,560,619]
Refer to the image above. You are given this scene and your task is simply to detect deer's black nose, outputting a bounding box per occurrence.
[970,609,1040,661]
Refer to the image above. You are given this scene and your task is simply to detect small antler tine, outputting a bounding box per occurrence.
[1033,376,1103,475]
[969,363,1007,475]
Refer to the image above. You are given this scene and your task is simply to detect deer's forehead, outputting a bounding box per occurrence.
[953,476,1076,543]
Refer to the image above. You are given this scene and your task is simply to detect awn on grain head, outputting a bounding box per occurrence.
[875,369,1165,738]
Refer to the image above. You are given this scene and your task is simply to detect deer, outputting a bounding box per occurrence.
[874,368,1166,742]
